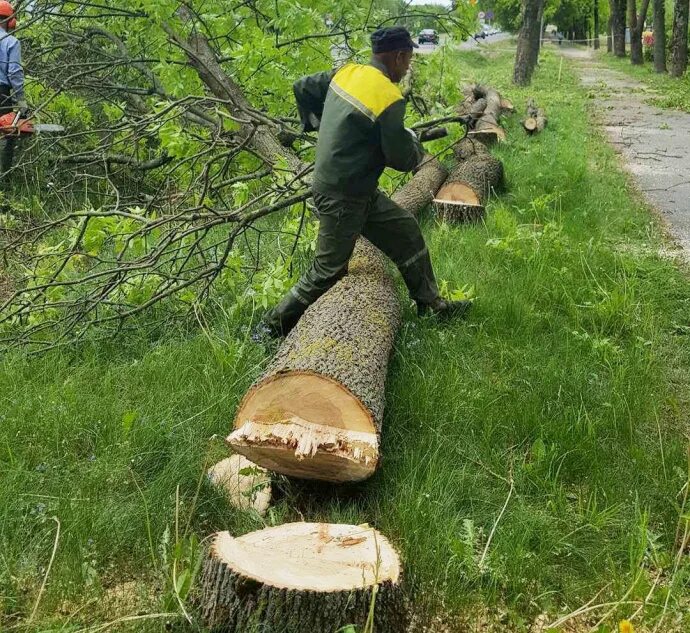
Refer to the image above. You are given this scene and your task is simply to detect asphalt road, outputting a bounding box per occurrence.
[561,45,690,260]
[415,32,511,55]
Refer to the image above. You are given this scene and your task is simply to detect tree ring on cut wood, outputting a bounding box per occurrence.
[433,182,485,222]
[199,523,408,633]
[434,181,481,207]
[229,372,379,483]
[213,523,400,590]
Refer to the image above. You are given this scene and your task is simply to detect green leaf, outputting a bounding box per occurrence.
[121,411,139,436]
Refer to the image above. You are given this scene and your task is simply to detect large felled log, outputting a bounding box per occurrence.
[434,138,504,223]
[198,523,408,633]
[522,99,547,135]
[227,157,448,482]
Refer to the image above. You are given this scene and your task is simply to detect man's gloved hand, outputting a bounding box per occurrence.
[16,100,30,118]
[307,112,321,131]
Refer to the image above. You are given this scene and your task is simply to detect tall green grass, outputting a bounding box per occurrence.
[1,48,690,631]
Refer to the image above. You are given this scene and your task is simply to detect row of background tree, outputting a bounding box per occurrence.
[503,0,689,80]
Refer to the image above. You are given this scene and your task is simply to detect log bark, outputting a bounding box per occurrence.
[654,0,667,72]
[198,523,408,633]
[611,0,628,56]
[513,0,545,86]
[670,0,690,76]
[433,138,504,223]
[228,158,448,483]
[594,0,601,49]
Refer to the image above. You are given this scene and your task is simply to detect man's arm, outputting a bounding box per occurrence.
[7,38,25,104]
[379,99,424,172]
[293,70,335,132]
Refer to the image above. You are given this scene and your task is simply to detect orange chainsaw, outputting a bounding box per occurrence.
[0,112,65,136]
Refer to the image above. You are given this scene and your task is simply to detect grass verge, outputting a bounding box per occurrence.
[595,49,690,112]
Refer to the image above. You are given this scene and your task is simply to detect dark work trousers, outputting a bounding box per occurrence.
[0,85,17,176]
[264,189,441,334]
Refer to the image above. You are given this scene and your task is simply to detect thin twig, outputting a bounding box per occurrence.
[28,516,61,624]
[478,475,514,570]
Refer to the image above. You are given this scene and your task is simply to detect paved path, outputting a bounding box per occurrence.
[559,45,690,257]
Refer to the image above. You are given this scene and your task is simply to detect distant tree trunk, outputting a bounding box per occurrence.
[611,0,627,56]
[629,0,652,64]
[654,0,667,71]
[607,15,613,51]
[594,0,601,48]
[513,0,545,86]
[538,6,545,51]
[532,1,546,61]
[670,0,690,76]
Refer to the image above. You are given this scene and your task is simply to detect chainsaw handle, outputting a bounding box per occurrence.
[419,127,448,143]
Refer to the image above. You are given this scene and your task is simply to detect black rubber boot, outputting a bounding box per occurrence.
[253,294,309,342]
[417,297,472,320]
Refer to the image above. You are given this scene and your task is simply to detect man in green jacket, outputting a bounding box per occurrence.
[262,26,470,337]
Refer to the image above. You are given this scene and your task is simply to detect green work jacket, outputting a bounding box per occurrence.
[293,59,423,199]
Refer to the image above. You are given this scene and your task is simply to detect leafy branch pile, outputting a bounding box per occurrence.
[0,0,474,350]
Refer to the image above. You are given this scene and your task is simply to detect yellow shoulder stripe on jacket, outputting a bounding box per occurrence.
[331,64,403,120]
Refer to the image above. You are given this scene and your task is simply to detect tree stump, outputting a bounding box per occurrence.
[198,523,408,633]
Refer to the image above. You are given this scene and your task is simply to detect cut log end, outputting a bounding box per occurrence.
[229,370,379,482]
[199,523,408,633]
[435,181,481,206]
[228,419,378,482]
[468,126,506,144]
[523,117,538,132]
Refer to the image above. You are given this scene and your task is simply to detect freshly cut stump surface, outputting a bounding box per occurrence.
[199,522,408,633]
[228,157,448,483]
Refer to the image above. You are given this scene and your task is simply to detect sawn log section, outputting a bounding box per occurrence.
[228,158,448,482]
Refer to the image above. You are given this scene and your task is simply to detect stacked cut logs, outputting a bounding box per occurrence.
[522,99,547,135]
[458,84,512,145]
[433,84,511,223]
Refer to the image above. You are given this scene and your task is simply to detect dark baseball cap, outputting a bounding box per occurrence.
[371,26,419,53]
